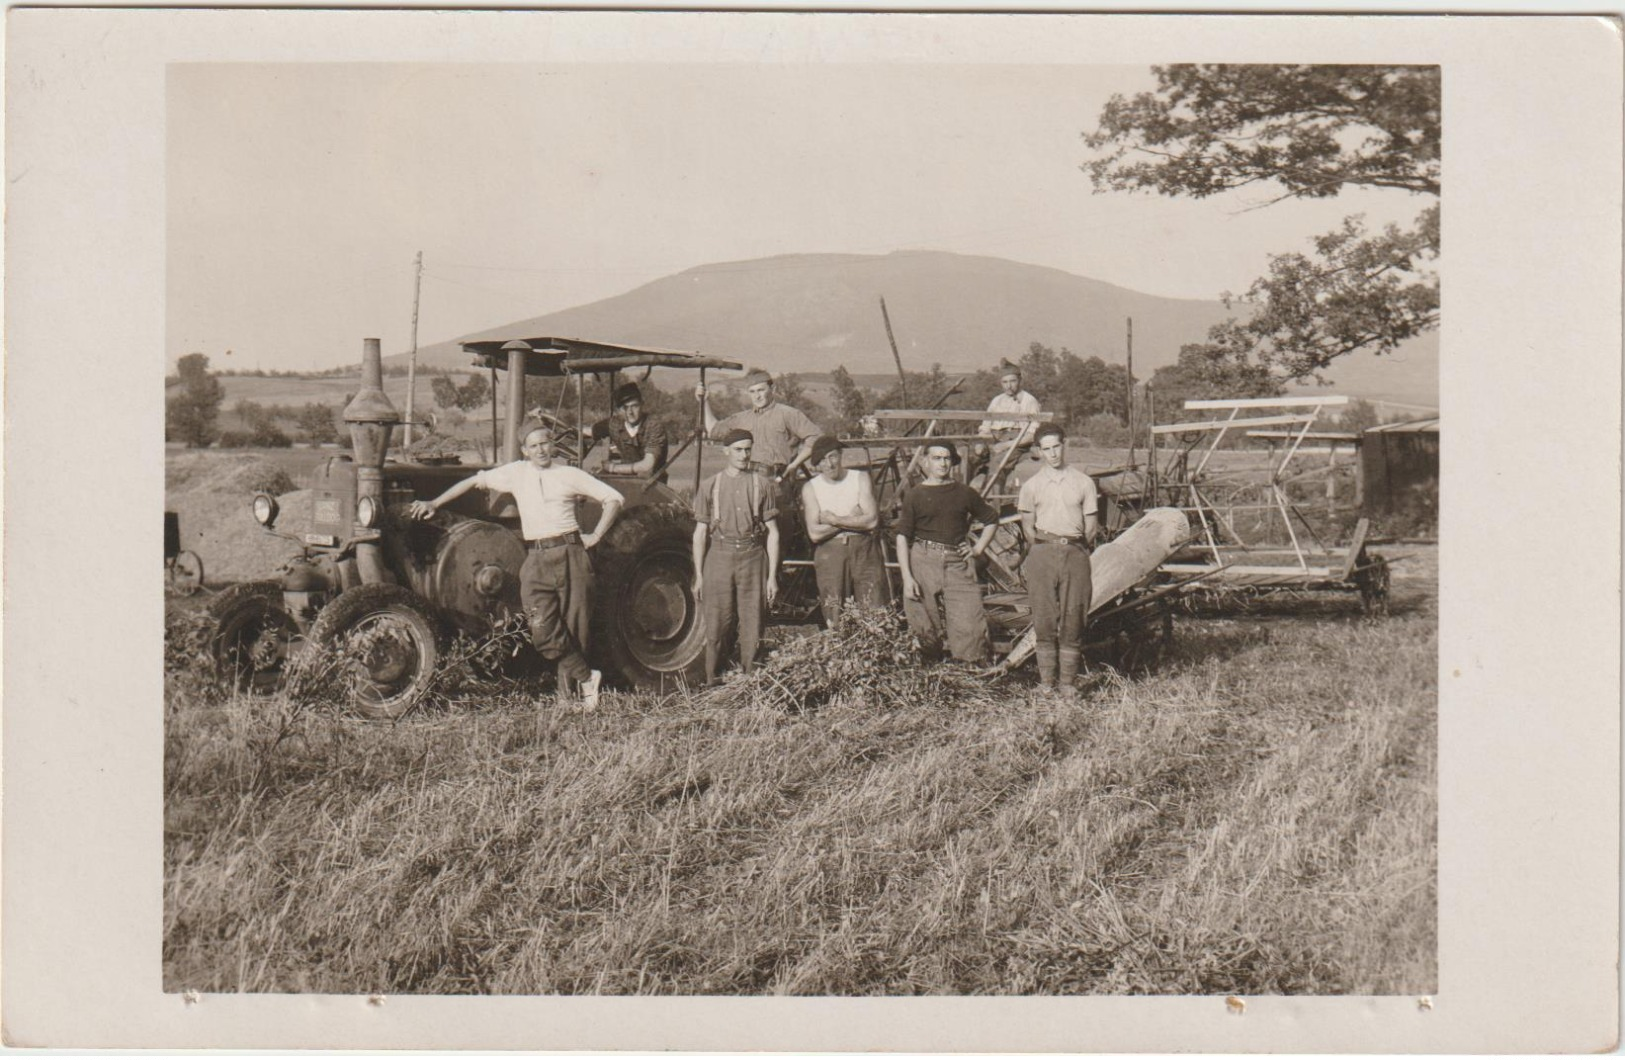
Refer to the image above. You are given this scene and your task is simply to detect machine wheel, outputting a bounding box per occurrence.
[309,584,443,719]
[208,581,299,696]
[1358,554,1392,617]
[590,504,707,690]
[169,550,205,596]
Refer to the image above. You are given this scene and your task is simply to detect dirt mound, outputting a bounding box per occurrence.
[171,489,309,586]
[167,451,299,497]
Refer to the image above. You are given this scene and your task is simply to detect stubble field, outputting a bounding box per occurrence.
[164,529,1436,995]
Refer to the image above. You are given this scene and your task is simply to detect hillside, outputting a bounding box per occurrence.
[385,251,1436,407]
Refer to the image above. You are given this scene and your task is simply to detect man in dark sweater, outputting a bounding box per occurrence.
[895,441,1000,663]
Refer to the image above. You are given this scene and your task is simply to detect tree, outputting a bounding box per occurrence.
[165,352,224,447]
[1148,330,1287,419]
[1084,65,1439,381]
[430,374,461,410]
[296,402,340,444]
[828,366,872,435]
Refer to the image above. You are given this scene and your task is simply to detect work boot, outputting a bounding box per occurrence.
[1034,644,1058,689]
[1058,648,1083,694]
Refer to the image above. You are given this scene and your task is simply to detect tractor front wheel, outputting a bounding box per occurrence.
[208,581,298,696]
[309,584,443,719]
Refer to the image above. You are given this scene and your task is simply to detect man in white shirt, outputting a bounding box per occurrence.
[801,435,888,625]
[975,364,1042,491]
[1016,423,1099,693]
[410,424,624,707]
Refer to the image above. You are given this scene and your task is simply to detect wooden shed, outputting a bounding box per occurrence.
[1361,416,1439,528]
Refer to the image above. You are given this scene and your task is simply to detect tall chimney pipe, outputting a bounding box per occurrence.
[343,337,401,583]
[501,340,530,464]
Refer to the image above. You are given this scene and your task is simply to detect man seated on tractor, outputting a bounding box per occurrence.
[896,441,1000,665]
[580,382,670,482]
[972,363,1042,493]
[801,434,888,625]
[692,428,781,686]
[409,423,623,708]
[1017,423,1098,694]
[696,370,820,486]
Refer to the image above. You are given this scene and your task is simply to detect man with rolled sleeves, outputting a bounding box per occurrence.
[696,370,820,484]
[1017,424,1098,692]
[581,382,670,482]
[896,441,1000,664]
[409,424,623,707]
[692,428,780,684]
[801,435,888,625]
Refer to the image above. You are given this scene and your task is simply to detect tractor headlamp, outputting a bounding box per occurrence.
[356,495,380,529]
[252,493,279,528]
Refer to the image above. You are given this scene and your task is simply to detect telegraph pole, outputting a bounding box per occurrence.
[404,250,423,448]
[1126,316,1136,467]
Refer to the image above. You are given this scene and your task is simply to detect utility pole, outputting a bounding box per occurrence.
[404,250,423,448]
[879,297,908,407]
[1126,316,1136,467]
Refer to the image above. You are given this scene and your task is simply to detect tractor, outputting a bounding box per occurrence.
[209,336,742,716]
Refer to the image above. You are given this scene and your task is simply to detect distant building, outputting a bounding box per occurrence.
[1361,416,1439,531]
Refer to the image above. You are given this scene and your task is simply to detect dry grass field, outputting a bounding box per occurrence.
[163,558,1436,995]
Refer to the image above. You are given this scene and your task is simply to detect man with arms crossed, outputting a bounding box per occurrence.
[410,424,623,707]
[692,428,780,685]
[696,370,820,485]
[801,435,888,625]
[580,382,670,482]
[1017,424,1099,693]
[896,441,1000,665]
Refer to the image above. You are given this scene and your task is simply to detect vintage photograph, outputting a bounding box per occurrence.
[159,59,1442,996]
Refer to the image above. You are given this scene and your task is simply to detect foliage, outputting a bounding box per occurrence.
[1337,398,1384,433]
[228,400,295,448]
[1084,65,1440,382]
[295,402,341,445]
[1148,327,1288,420]
[1222,208,1439,380]
[431,372,492,412]
[828,366,872,436]
[1084,65,1439,202]
[166,353,225,448]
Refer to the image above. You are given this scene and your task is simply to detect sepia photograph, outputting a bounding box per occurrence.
[161,57,1439,997]
[5,8,1618,1052]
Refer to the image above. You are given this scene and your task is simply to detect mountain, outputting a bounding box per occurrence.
[391,250,1437,408]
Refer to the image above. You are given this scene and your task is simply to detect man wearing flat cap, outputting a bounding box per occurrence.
[895,440,999,665]
[581,382,670,482]
[801,435,888,625]
[692,427,780,684]
[695,370,820,484]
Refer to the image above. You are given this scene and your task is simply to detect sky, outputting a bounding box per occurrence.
[167,63,1428,372]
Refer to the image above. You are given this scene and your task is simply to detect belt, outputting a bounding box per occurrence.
[713,532,765,547]
[1034,532,1089,548]
[912,538,963,553]
[817,531,870,546]
[529,531,582,550]
[751,461,787,475]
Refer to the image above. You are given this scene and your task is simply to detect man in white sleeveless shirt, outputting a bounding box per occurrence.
[801,435,889,625]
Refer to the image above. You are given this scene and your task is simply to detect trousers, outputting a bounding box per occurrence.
[903,543,990,663]
[520,543,593,684]
[702,540,766,681]
[812,533,890,623]
[1026,541,1093,648]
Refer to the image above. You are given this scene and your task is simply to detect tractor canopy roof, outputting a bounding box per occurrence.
[461,337,744,377]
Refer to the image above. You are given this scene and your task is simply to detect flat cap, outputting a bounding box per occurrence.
[718,427,754,447]
[744,369,773,387]
[613,382,643,407]
[809,434,842,466]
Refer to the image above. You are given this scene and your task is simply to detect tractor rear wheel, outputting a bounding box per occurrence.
[309,584,443,719]
[590,504,707,690]
[208,580,298,696]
